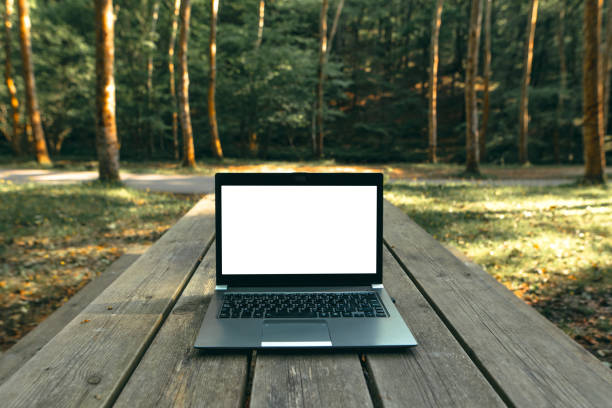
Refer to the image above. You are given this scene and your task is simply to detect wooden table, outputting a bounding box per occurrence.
[1,196,611,407]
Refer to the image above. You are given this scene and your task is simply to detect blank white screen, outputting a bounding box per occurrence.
[221,185,377,275]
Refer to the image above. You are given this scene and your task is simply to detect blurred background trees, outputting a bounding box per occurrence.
[0,0,609,175]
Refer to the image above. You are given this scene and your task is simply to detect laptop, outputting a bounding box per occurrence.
[194,172,417,349]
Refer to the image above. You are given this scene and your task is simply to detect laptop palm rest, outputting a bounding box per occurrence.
[261,320,332,347]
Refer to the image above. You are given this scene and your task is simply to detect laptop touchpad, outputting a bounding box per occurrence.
[261,320,331,347]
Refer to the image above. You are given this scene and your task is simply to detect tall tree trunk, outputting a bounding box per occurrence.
[313,0,343,158]
[247,0,265,156]
[314,0,328,158]
[178,0,195,167]
[146,0,160,155]
[465,0,482,175]
[94,0,120,182]
[583,0,606,183]
[17,0,50,164]
[428,0,444,164]
[255,0,264,48]
[479,0,492,162]
[327,0,344,56]
[602,0,612,133]
[518,0,538,164]
[3,0,20,155]
[209,0,223,159]
[168,0,181,160]
[555,0,566,164]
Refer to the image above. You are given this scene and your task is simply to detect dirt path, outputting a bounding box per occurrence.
[1,165,609,192]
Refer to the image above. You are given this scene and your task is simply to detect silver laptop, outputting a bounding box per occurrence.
[194,172,417,349]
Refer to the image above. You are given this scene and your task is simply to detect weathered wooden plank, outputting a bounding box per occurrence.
[0,196,215,408]
[0,245,147,386]
[251,351,374,408]
[364,247,505,407]
[114,242,249,407]
[383,200,612,407]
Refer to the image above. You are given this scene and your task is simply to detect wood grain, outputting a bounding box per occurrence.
[114,242,249,408]
[383,200,612,407]
[364,248,505,407]
[251,351,373,408]
[0,196,215,408]
[0,245,147,386]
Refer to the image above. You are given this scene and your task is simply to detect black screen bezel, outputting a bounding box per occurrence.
[215,172,383,286]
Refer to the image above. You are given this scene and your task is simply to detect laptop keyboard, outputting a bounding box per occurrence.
[218,292,388,319]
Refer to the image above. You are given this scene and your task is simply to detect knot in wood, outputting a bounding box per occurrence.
[87,375,102,385]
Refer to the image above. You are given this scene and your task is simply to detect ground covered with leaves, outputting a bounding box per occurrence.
[385,183,612,366]
[0,180,201,350]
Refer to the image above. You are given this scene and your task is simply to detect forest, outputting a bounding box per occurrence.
[0,0,610,181]
[1,0,612,371]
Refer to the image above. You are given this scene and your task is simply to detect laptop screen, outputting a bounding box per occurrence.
[221,185,377,276]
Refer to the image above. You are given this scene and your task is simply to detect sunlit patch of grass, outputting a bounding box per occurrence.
[385,182,612,365]
[0,181,201,350]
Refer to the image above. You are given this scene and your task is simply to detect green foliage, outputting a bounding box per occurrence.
[0,0,609,164]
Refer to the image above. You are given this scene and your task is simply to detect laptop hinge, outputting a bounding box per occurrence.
[215,285,228,291]
[371,283,384,289]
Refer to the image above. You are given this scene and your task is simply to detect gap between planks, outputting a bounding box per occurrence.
[104,234,215,408]
[359,353,384,408]
[383,240,515,408]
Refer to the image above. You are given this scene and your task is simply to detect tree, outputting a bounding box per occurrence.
[583,0,606,184]
[555,0,566,164]
[314,0,344,158]
[428,0,444,164]
[209,0,223,159]
[602,0,612,133]
[256,0,264,48]
[146,0,161,155]
[465,0,482,175]
[3,0,20,155]
[479,0,492,162]
[314,0,328,158]
[168,0,181,160]
[247,0,265,156]
[17,0,50,164]
[178,0,195,167]
[518,0,538,164]
[94,0,120,182]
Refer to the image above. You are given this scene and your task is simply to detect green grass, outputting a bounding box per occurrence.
[0,180,202,349]
[385,182,612,365]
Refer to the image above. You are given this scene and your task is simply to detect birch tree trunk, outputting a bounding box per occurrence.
[178,0,195,167]
[555,1,566,164]
[428,0,444,163]
[168,0,181,160]
[94,0,120,182]
[479,0,492,162]
[518,0,538,164]
[209,0,223,158]
[3,0,20,155]
[17,0,50,164]
[465,0,482,175]
[583,0,606,183]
